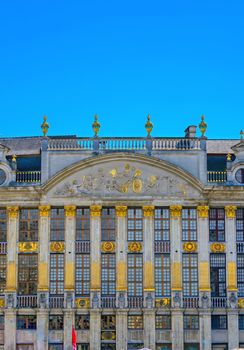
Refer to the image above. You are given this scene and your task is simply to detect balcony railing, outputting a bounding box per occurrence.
[0,242,7,254]
[101,296,116,308]
[17,295,37,308]
[16,171,41,183]
[207,171,227,183]
[183,297,199,308]
[154,241,170,254]
[127,297,144,308]
[75,241,90,254]
[211,297,227,308]
[152,138,200,150]
[49,296,64,308]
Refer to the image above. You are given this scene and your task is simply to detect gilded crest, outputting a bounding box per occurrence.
[155,298,170,308]
[183,242,197,252]
[210,243,225,253]
[76,298,90,308]
[128,242,142,252]
[19,242,38,253]
[50,242,65,253]
[101,242,115,253]
[0,298,5,308]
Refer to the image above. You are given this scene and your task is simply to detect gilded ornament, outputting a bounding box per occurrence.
[101,241,115,253]
[115,206,127,217]
[226,153,232,161]
[39,205,51,217]
[101,331,116,341]
[197,205,209,218]
[132,178,142,193]
[155,298,170,308]
[90,205,102,217]
[7,206,19,219]
[92,114,100,137]
[0,299,4,308]
[170,205,182,218]
[75,298,90,308]
[12,154,17,162]
[225,206,237,218]
[143,205,154,217]
[109,169,117,177]
[238,299,244,308]
[145,114,153,137]
[19,242,38,253]
[50,242,65,253]
[199,115,207,138]
[64,205,76,217]
[128,242,142,252]
[183,242,197,253]
[41,115,49,136]
[210,243,225,253]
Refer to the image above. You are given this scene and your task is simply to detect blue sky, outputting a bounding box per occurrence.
[0,0,243,139]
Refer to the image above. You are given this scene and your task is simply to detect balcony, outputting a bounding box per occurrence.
[101,296,116,308]
[127,297,144,308]
[16,171,41,183]
[75,241,90,254]
[0,242,7,254]
[211,297,227,308]
[183,297,199,308]
[207,171,227,183]
[154,241,170,253]
[17,295,37,308]
[49,296,64,308]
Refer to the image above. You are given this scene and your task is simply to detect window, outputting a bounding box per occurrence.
[209,208,225,242]
[0,315,4,330]
[75,254,90,296]
[18,254,38,295]
[238,254,244,296]
[156,345,171,350]
[50,254,64,295]
[184,345,199,350]
[128,315,143,329]
[155,315,171,329]
[101,315,116,330]
[128,254,143,297]
[75,315,90,330]
[101,208,116,241]
[0,255,6,293]
[76,208,90,241]
[101,254,116,296]
[77,345,89,350]
[128,344,144,350]
[19,209,38,242]
[211,345,227,350]
[183,315,199,329]
[155,254,171,297]
[0,209,7,242]
[49,345,63,350]
[237,208,244,241]
[211,315,227,329]
[101,345,116,350]
[49,315,64,330]
[17,315,36,330]
[16,346,34,350]
[182,254,198,297]
[210,254,226,297]
[127,208,143,241]
[154,208,170,241]
[182,209,197,241]
[50,208,65,241]
[239,315,244,330]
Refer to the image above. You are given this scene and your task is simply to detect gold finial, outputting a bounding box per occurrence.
[41,115,49,136]
[12,154,17,162]
[226,153,232,161]
[240,129,244,141]
[92,114,100,137]
[145,114,153,137]
[199,115,207,138]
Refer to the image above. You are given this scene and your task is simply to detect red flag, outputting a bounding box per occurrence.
[72,325,77,350]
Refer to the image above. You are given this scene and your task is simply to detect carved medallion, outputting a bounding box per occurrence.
[210,243,225,253]
[155,298,170,308]
[101,331,116,341]
[75,298,90,308]
[183,242,197,252]
[19,242,38,253]
[50,242,65,253]
[128,242,142,252]
[238,299,244,308]
[101,242,115,253]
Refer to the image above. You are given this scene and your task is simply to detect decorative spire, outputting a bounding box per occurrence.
[145,114,153,137]
[92,114,100,137]
[199,115,207,138]
[240,129,244,141]
[226,153,231,161]
[41,115,49,137]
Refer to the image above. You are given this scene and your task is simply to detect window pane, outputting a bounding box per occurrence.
[182,209,197,241]
[76,208,90,241]
[50,254,64,295]
[128,315,143,329]
[209,208,225,242]
[210,254,226,297]
[101,208,116,241]
[49,316,64,330]
[0,255,6,293]
[154,208,170,241]
[128,254,143,296]
[128,209,143,241]
[155,254,171,297]
[18,254,38,295]
[50,208,65,241]
[75,315,90,330]
[75,254,90,296]
[0,209,7,242]
[184,315,199,329]
[237,209,244,241]
[156,315,171,329]
[101,254,116,296]
[182,254,198,297]
[19,209,38,242]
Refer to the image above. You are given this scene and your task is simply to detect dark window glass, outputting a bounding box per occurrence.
[184,345,199,350]
[182,209,197,241]
[183,315,199,329]
[235,169,244,184]
[239,315,244,330]
[128,254,143,297]
[76,208,90,241]
[49,315,64,330]
[0,315,4,330]
[77,345,89,350]
[50,208,65,241]
[211,345,227,350]
[237,209,244,242]
[127,345,144,350]
[101,345,116,350]
[75,254,90,296]
[156,345,171,350]
[209,208,225,242]
[210,254,226,297]
[0,209,7,242]
[127,209,143,241]
[155,315,171,329]
[50,254,64,295]
[0,255,6,293]
[128,315,143,329]
[211,315,227,329]
[154,208,170,241]
[102,254,116,296]
[18,254,38,295]
[17,315,37,330]
[101,208,116,241]
[19,209,38,242]
[237,254,244,297]
[182,254,198,296]
[75,315,90,330]
[155,254,171,297]
[101,315,116,330]
[49,345,63,350]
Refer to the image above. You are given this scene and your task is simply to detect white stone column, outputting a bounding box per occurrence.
[199,312,211,350]
[170,205,183,350]
[116,310,127,350]
[4,310,16,350]
[64,310,74,350]
[90,310,101,350]
[36,310,49,350]
[143,310,155,350]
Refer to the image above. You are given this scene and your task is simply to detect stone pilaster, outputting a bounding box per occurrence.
[199,311,211,350]
[143,310,155,350]
[116,310,127,350]
[115,206,127,307]
[227,310,239,350]
[171,310,184,350]
[37,310,49,350]
[64,310,74,350]
[4,310,16,350]
[90,309,101,350]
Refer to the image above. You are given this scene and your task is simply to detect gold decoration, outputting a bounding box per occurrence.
[76,298,90,308]
[12,154,17,162]
[92,114,100,136]
[39,205,51,217]
[41,115,49,136]
[128,242,142,252]
[227,261,237,291]
[155,298,170,308]
[132,178,142,193]
[210,243,225,253]
[199,261,210,291]
[6,262,16,291]
[238,299,244,308]
[90,205,102,217]
[38,262,48,291]
[225,206,237,218]
[226,153,232,161]
[64,205,76,217]
[19,242,38,253]
[199,115,207,138]
[197,205,209,218]
[145,114,153,137]
[115,206,127,217]
[0,299,4,308]
[50,242,65,253]
[170,205,182,218]
[117,261,127,291]
[7,206,19,219]
[143,205,154,217]
[171,262,182,290]
[90,261,100,290]
[101,241,115,253]
[101,331,116,341]
[183,242,197,252]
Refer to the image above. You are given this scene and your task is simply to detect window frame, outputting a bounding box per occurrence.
[50,254,64,295]
[154,208,170,241]
[75,254,90,296]
[76,208,90,241]
[18,254,38,295]
[50,208,65,241]
[128,254,143,297]
[19,208,38,242]
[209,208,225,242]
[127,208,143,241]
[155,254,171,297]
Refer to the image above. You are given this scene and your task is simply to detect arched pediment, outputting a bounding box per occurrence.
[43,153,204,199]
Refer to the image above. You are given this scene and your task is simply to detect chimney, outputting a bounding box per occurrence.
[184,125,197,138]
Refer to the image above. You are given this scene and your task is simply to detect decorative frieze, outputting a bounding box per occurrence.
[210,243,225,253]
[101,241,115,253]
[7,206,19,218]
[170,205,182,218]
[225,206,237,218]
[183,242,197,252]
[64,205,76,217]
[128,242,142,252]
[197,205,209,218]
[115,205,127,217]
[39,205,51,217]
[19,242,38,253]
[143,205,154,217]
[90,205,102,217]
[50,242,65,253]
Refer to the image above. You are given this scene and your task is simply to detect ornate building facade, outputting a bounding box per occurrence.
[0,118,244,350]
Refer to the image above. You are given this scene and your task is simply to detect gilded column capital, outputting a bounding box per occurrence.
[225,206,237,218]
[64,205,76,217]
[170,205,182,218]
[39,205,51,217]
[90,205,102,217]
[7,206,19,219]
[115,205,127,217]
[143,205,154,217]
[197,205,209,218]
